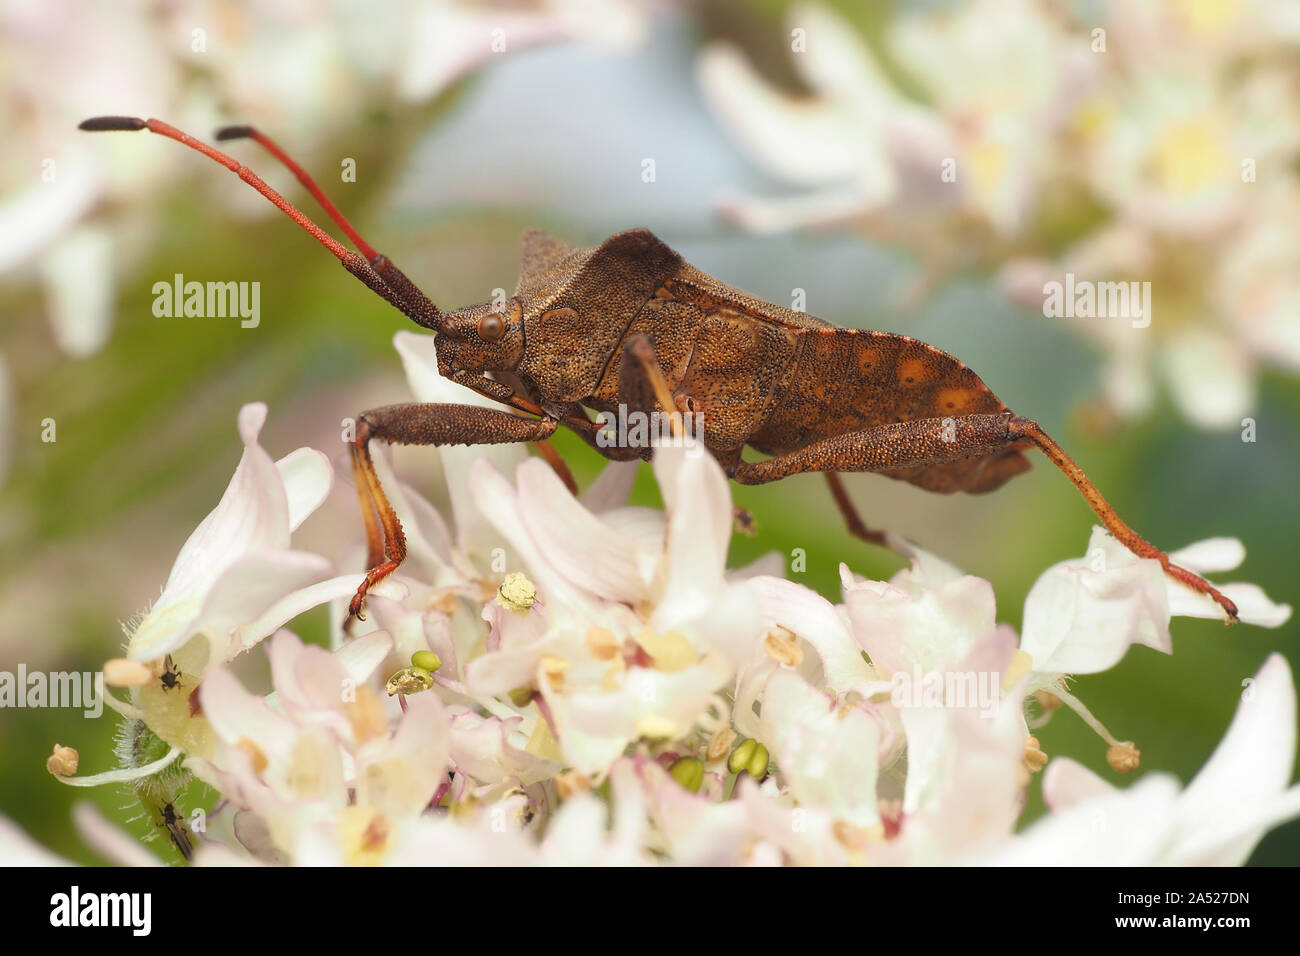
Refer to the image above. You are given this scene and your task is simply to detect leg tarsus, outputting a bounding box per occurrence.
[346,403,560,622]
[1006,415,1239,623]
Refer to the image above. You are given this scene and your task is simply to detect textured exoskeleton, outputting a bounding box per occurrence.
[76,115,1240,626]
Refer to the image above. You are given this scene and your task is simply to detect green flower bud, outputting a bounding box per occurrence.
[508,686,535,707]
[746,742,770,780]
[728,737,758,775]
[411,650,442,673]
[669,757,705,793]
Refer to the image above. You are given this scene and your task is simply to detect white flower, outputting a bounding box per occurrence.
[126,403,339,673]
[462,440,766,774]
[1022,527,1292,677]
[194,630,449,865]
[35,334,1299,866]
[983,654,1300,865]
[699,0,1089,238]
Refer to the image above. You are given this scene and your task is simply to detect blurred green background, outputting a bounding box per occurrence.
[1,0,1296,864]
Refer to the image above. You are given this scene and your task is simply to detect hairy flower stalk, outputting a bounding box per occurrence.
[22,333,1295,867]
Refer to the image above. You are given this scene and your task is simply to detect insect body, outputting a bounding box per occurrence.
[78,116,1239,625]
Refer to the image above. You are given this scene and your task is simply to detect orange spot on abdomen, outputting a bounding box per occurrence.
[897,357,929,386]
[935,386,978,413]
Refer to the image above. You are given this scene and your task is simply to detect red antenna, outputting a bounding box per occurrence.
[78,116,443,331]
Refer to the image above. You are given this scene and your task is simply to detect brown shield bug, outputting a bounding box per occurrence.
[78,116,1240,626]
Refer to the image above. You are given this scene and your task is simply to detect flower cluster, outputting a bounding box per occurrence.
[699,0,1300,429]
[23,333,1295,866]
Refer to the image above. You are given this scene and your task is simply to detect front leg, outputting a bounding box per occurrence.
[733,412,1239,623]
[348,403,559,621]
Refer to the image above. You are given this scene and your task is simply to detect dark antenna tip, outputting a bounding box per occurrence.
[215,125,256,141]
[78,116,147,132]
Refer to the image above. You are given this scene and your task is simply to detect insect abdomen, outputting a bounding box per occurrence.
[750,327,1031,492]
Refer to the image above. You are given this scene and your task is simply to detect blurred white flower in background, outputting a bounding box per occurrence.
[699,0,1300,429]
[25,336,1292,866]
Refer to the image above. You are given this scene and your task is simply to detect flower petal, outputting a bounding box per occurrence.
[275,447,333,533]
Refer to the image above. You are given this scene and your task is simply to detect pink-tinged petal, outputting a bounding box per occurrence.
[468,457,601,615]
[732,659,776,741]
[266,631,353,740]
[758,668,835,757]
[171,402,290,591]
[730,551,787,580]
[734,775,850,866]
[607,758,653,857]
[1168,537,1247,574]
[42,225,114,358]
[385,815,539,866]
[539,786,654,866]
[656,445,731,581]
[275,447,332,533]
[200,667,299,765]
[760,668,881,827]
[448,709,559,787]
[515,458,647,604]
[398,477,468,580]
[232,574,407,657]
[422,612,461,684]
[0,816,71,865]
[637,758,752,866]
[698,45,878,188]
[653,445,734,628]
[1041,757,1115,812]
[464,634,560,698]
[1171,654,1299,864]
[750,575,872,692]
[538,794,612,865]
[1168,582,1292,628]
[1020,543,1171,675]
[335,631,395,685]
[357,692,449,819]
[579,460,641,512]
[482,595,547,654]
[888,539,968,591]
[129,403,298,661]
[654,579,764,667]
[72,802,161,867]
[903,704,1026,860]
[197,550,332,662]
[897,639,1026,853]
[601,506,669,576]
[545,658,731,776]
[979,775,1182,866]
[843,571,996,678]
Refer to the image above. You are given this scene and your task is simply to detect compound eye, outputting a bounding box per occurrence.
[478,311,505,341]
